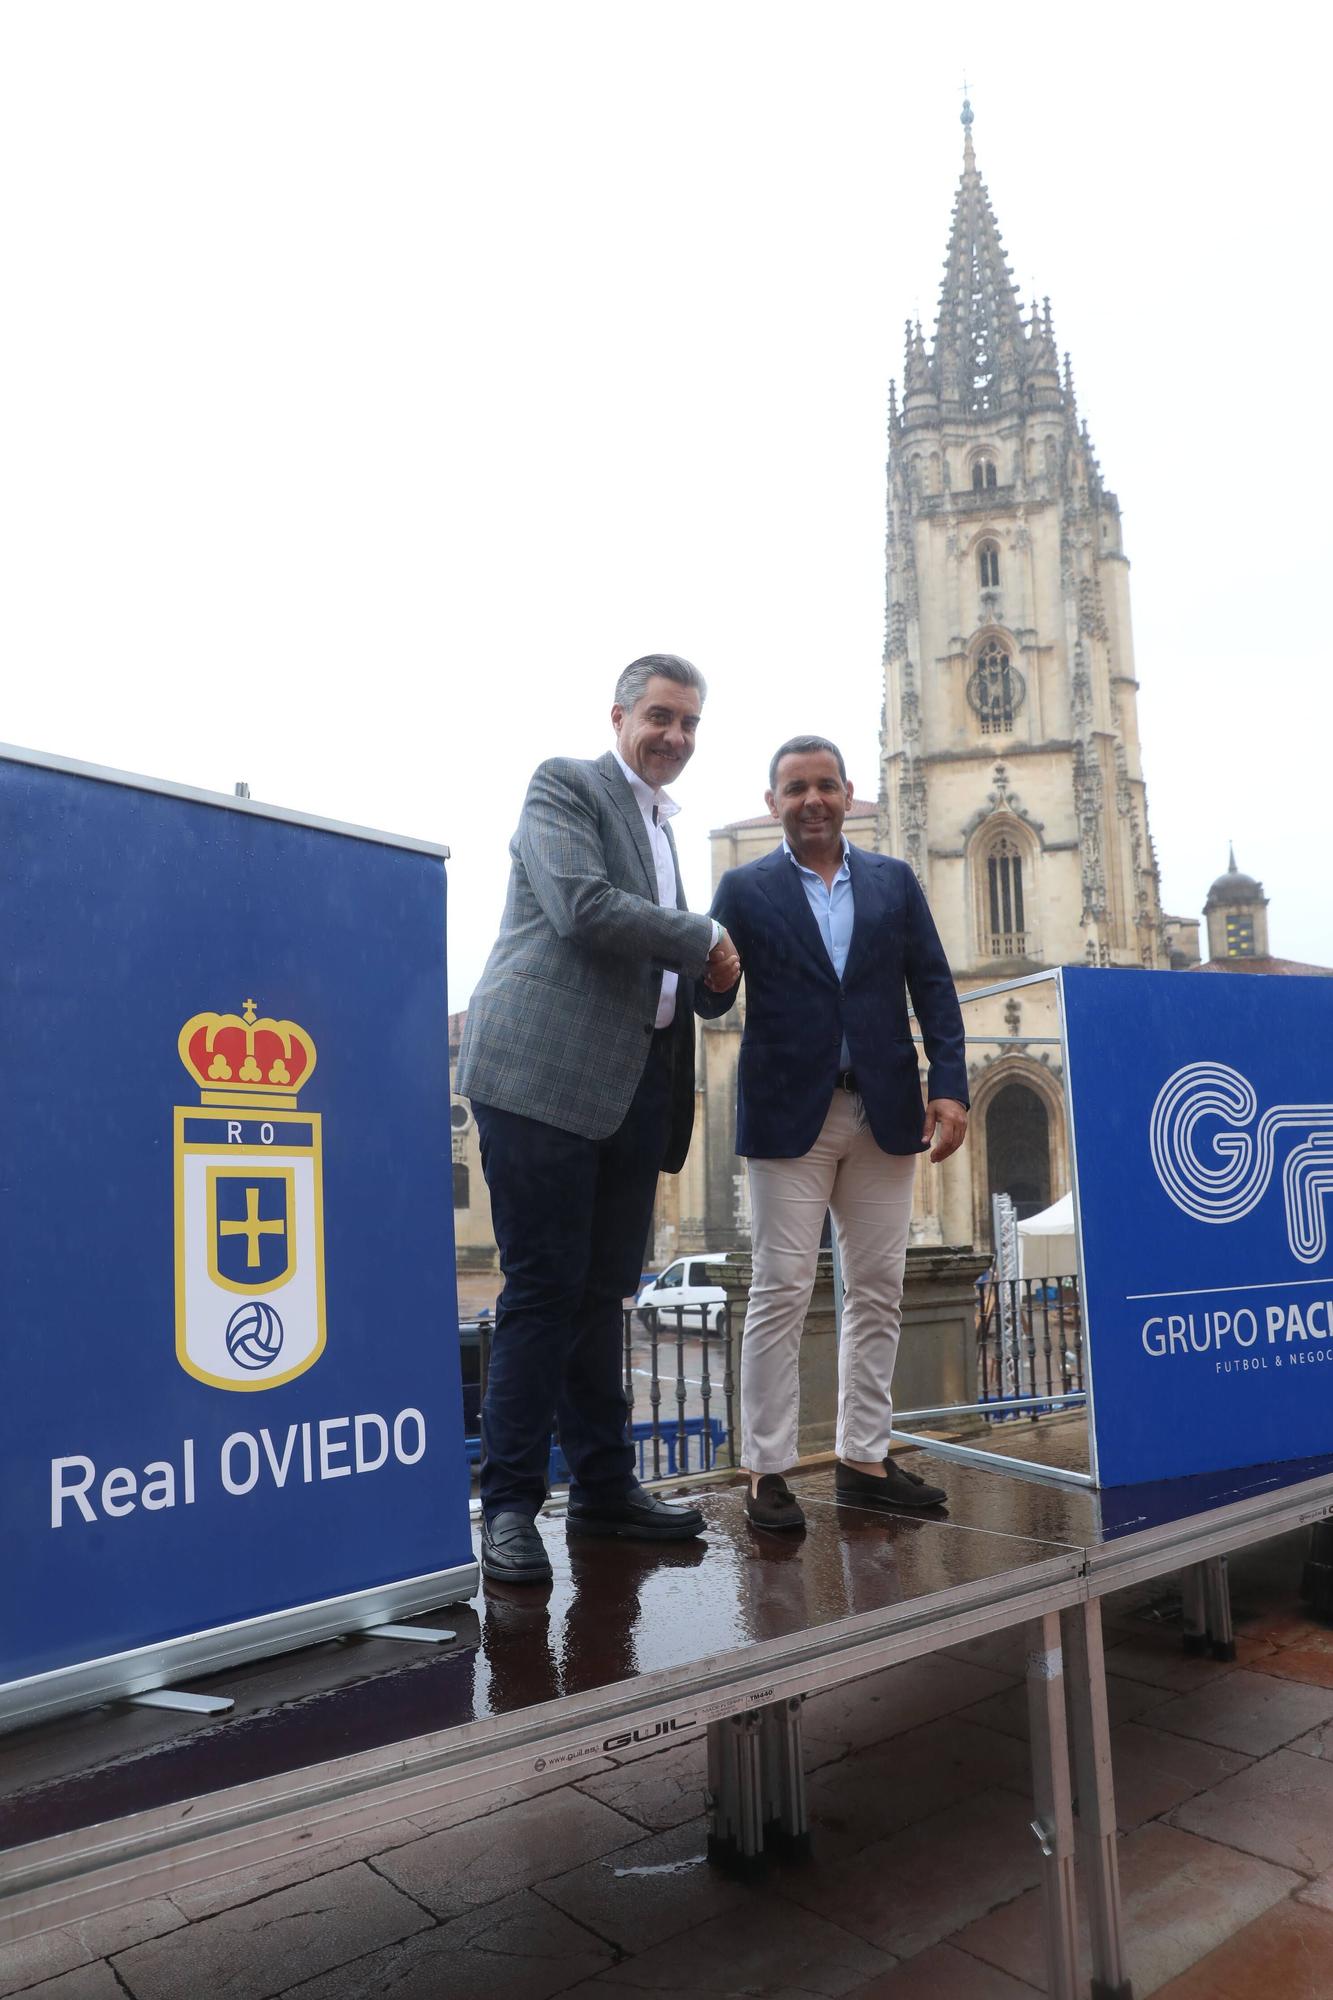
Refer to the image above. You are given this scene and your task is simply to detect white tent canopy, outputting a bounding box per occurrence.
[1017,1192,1078,1280]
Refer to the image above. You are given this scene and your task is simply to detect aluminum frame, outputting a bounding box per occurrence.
[1064,1466,1333,2000]
[1085,1465,1333,1592]
[1055,965,1103,1482]
[891,1426,1095,1491]
[1025,1609,1080,2000]
[1061,1598,1131,2000]
[0,1562,480,1735]
[0,1548,1084,1944]
[897,968,1098,1488]
[0,742,450,859]
[14,1451,1329,1973]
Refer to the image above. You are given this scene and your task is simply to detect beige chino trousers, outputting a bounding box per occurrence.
[742,1089,917,1475]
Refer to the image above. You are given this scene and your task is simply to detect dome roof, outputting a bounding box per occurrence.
[1205,847,1264,908]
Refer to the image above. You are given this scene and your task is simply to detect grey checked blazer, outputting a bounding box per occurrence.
[456,751,714,1170]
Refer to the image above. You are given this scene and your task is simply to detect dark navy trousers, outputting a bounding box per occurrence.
[472,1029,673,1522]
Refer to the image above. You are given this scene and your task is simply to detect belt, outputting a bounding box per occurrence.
[835,1067,858,1093]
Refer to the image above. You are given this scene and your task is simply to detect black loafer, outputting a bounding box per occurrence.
[835,1458,947,1510]
[745,1474,806,1532]
[481,1510,553,1583]
[566,1481,705,1541]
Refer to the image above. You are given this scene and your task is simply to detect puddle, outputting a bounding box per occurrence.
[612,1853,707,1878]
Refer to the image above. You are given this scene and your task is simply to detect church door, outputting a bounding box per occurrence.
[985,1082,1051,1222]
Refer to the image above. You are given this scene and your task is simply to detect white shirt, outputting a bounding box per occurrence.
[782,836,854,975]
[784,835,854,1068]
[614,750,682,1028]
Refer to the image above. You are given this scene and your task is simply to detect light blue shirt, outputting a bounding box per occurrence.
[783,837,854,1068]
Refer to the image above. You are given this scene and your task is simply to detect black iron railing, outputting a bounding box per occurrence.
[459,1305,738,1485]
[460,1281,1082,1472]
[975,1276,1084,1419]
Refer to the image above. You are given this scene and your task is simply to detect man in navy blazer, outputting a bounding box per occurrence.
[698,735,968,1530]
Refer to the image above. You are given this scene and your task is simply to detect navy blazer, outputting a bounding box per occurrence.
[697,845,969,1159]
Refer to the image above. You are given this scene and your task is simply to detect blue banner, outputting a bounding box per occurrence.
[1062,966,1333,1485]
[1,757,473,1690]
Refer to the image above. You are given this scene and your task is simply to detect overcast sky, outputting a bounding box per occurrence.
[2,2,1325,1004]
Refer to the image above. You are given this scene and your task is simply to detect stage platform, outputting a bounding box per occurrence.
[914,1412,1333,1589]
[1,1459,1081,1887]
[7,1428,1333,1998]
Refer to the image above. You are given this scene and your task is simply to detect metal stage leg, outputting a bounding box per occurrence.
[759,1696,810,1858]
[706,1712,766,1875]
[1180,1564,1208,1656]
[1025,1612,1080,2000]
[1063,1600,1134,2000]
[1202,1555,1236,1660]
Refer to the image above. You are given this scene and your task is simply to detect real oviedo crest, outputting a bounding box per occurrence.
[174,1000,327,1390]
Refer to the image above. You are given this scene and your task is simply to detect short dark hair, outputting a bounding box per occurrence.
[614,654,707,710]
[768,735,848,792]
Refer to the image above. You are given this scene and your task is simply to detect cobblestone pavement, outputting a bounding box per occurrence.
[6,1534,1333,1999]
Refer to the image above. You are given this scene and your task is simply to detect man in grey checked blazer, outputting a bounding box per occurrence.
[457,655,739,1583]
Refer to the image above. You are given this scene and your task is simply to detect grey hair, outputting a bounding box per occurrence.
[613,654,707,710]
[768,735,848,792]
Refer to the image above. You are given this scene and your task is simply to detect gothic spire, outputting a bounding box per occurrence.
[931,101,1025,415]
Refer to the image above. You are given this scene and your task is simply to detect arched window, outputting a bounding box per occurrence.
[970,637,1016,733]
[453,1162,470,1210]
[978,540,1000,589]
[972,456,998,491]
[985,1083,1051,1220]
[984,833,1026,958]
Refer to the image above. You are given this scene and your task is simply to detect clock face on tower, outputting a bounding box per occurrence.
[966,639,1026,734]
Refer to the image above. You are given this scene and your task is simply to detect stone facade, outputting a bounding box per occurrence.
[682,102,1168,1258]
[448,1012,497,1271]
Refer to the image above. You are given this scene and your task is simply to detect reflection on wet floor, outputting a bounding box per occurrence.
[930,1412,1333,1544]
[16,1431,1329,1860]
[474,1463,1078,1718]
[2,1457,1078,1850]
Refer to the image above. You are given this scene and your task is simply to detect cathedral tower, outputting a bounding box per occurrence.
[686,102,1174,1258]
[880,102,1168,1238]
[1203,849,1270,961]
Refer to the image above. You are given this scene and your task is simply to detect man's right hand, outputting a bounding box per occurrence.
[704,929,741,991]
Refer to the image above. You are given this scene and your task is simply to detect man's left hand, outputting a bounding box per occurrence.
[922,1098,968,1163]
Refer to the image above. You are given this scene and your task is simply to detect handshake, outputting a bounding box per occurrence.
[704,927,741,993]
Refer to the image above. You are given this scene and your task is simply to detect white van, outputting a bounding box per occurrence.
[636,1253,729,1333]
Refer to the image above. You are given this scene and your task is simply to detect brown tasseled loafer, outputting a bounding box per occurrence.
[835,1458,947,1510]
[744,1473,807,1531]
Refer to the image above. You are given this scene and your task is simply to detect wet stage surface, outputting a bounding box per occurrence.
[932,1411,1333,1551]
[2,1460,1078,1852]
[10,1428,1333,1856]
